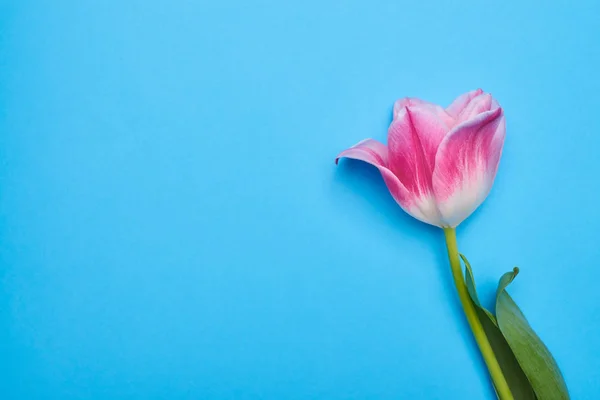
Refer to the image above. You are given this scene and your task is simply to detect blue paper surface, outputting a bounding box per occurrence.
[1,1,599,398]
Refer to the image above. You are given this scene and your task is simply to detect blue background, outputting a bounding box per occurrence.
[1,1,599,399]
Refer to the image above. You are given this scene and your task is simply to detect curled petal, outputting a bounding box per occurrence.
[446,89,484,118]
[336,139,442,226]
[336,140,417,219]
[432,108,506,227]
[335,138,389,166]
[336,139,410,205]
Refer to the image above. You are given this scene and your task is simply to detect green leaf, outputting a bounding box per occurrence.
[461,254,537,400]
[461,254,498,326]
[496,268,570,400]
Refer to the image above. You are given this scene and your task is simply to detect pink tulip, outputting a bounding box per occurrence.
[336,89,506,228]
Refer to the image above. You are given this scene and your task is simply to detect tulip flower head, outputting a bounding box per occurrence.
[336,89,506,228]
[335,90,570,399]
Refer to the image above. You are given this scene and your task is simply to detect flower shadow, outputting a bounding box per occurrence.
[333,160,462,309]
[334,159,494,395]
[333,159,437,239]
[333,159,449,286]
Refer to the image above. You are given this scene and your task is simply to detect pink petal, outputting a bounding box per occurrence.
[456,93,493,123]
[336,139,442,226]
[385,106,454,226]
[394,97,456,127]
[335,138,389,166]
[388,106,450,196]
[432,108,506,227]
[446,89,484,118]
[393,98,429,120]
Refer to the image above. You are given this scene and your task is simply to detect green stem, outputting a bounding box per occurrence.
[443,228,514,400]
